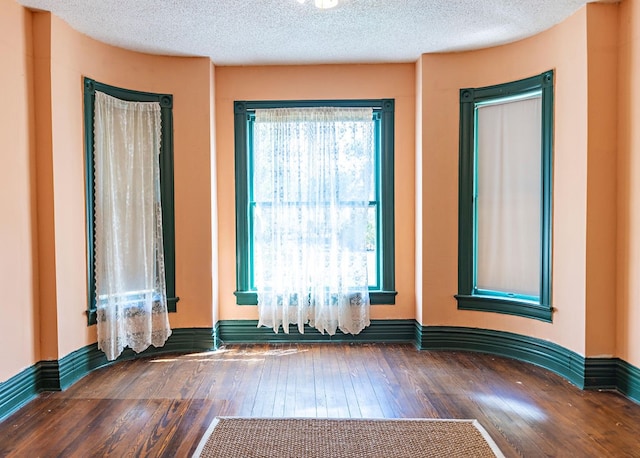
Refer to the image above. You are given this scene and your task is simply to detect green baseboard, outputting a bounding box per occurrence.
[582,358,640,401]
[617,359,640,402]
[217,319,417,344]
[0,328,215,421]
[415,324,639,403]
[0,364,40,422]
[58,327,216,390]
[2,323,638,423]
[417,325,586,387]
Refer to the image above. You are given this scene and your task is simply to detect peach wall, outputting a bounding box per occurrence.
[418,8,592,355]
[414,57,424,325]
[618,0,640,367]
[585,4,618,357]
[0,0,39,381]
[215,64,416,321]
[32,10,59,362]
[210,61,220,325]
[31,12,215,359]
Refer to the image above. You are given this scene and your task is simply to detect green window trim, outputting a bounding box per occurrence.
[233,99,397,306]
[455,71,554,322]
[83,77,179,325]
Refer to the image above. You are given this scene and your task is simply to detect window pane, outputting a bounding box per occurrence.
[250,112,377,289]
[252,119,375,203]
[234,99,396,306]
[475,96,541,297]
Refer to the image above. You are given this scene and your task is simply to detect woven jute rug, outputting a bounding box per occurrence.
[192,417,505,458]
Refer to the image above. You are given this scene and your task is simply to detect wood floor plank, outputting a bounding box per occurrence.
[282,346,303,418]
[271,344,292,417]
[358,344,396,418]
[386,345,441,417]
[2,343,640,457]
[334,345,363,418]
[311,345,329,418]
[319,344,351,418]
[344,344,385,418]
[254,346,282,417]
[233,345,266,417]
[57,399,138,457]
[294,345,317,418]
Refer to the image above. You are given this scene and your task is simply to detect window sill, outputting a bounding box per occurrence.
[455,294,552,322]
[234,290,397,306]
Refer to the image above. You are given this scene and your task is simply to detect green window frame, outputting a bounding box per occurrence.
[83,77,179,325]
[455,71,554,322]
[233,99,397,305]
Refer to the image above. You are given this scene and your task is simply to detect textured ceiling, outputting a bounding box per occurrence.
[17,0,608,65]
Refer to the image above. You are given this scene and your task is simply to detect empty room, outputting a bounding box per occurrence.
[1,0,639,456]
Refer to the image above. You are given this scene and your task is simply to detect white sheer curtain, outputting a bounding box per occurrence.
[94,91,172,361]
[476,95,542,297]
[253,107,373,335]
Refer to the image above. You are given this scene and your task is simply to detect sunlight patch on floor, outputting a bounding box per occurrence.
[473,393,547,422]
[148,347,308,363]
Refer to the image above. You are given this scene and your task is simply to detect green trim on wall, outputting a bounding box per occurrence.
[2,324,639,423]
[58,327,216,390]
[379,99,396,296]
[58,344,110,390]
[0,365,41,422]
[417,325,585,387]
[454,294,554,322]
[0,328,215,422]
[416,325,640,401]
[83,77,179,325]
[217,319,416,344]
[457,70,554,322]
[617,359,640,402]
[233,99,397,306]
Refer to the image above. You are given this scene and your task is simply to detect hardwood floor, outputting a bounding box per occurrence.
[1,343,639,457]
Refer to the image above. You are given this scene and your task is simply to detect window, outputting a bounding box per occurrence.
[83,78,178,325]
[233,99,396,305]
[456,71,553,322]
